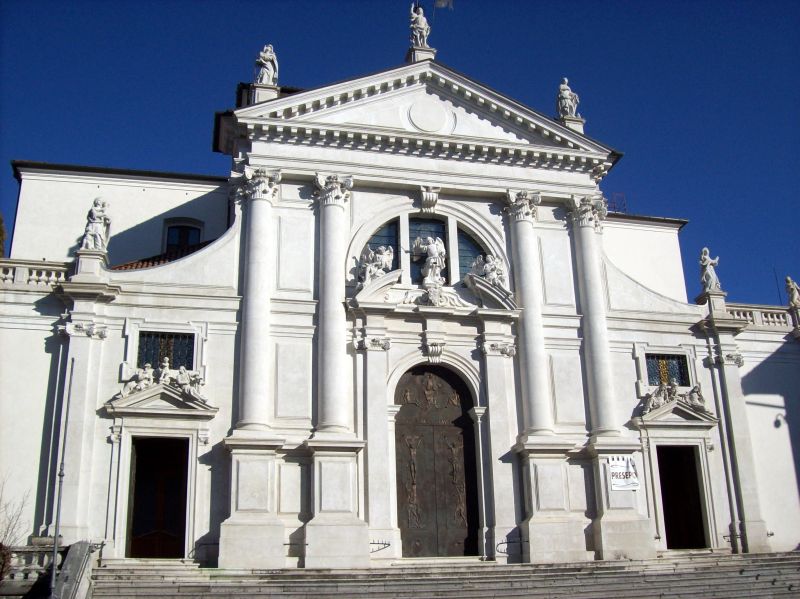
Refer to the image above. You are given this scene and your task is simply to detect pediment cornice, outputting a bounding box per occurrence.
[228,62,616,181]
[631,399,718,431]
[105,383,218,420]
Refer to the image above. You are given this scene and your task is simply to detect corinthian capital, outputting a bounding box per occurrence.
[233,167,281,203]
[568,194,607,231]
[314,173,353,207]
[505,190,541,222]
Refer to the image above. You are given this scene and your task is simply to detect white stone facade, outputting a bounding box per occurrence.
[1,52,799,569]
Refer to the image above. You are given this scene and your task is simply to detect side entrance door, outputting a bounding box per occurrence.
[394,366,479,557]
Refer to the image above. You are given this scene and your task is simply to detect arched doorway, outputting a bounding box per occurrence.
[394,365,480,557]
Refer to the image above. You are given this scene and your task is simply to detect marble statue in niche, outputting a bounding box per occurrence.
[80,198,111,251]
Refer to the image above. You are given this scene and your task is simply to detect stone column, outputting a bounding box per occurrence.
[219,168,286,569]
[567,195,617,436]
[236,167,281,431]
[505,190,554,437]
[303,173,369,568]
[314,173,354,436]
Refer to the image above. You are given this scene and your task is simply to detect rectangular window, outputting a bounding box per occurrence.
[646,354,690,386]
[137,332,195,369]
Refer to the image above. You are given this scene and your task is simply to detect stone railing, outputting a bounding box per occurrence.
[3,544,65,581]
[0,259,70,288]
[727,303,792,331]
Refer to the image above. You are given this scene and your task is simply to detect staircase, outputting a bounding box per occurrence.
[90,552,800,598]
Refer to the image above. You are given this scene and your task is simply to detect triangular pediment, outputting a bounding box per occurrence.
[105,384,217,420]
[632,399,718,430]
[231,61,614,175]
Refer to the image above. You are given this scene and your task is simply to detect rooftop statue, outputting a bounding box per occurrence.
[557,77,580,119]
[410,3,431,48]
[699,247,722,292]
[80,198,111,251]
[786,276,800,308]
[255,44,278,86]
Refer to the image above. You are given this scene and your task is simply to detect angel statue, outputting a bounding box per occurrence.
[410,3,431,48]
[413,236,446,286]
[359,244,394,286]
[255,44,278,86]
[699,247,721,292]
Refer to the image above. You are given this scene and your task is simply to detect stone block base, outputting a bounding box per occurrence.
[304,517,370,568]
[218,519,286,569]
[523,517,591,563]
[593,515,656,560]
[742,519,772,553]
[366,527,403,562]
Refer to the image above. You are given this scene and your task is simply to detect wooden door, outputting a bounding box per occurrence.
[395,366,479,557]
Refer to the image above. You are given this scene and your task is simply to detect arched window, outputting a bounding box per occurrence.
[457,229,486,281]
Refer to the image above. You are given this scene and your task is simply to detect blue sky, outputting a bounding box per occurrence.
[1,0,797,304]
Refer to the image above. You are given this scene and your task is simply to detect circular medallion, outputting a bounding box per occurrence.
[408,98,448,133]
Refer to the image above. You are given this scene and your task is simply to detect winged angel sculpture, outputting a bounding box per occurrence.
[359,244,394,286]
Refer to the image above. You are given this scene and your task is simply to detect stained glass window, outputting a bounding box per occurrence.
[364,220,399,271]
[645,354,690,386]
[457,229,486,282]
[409,218,447,284]
[138,332,195,369]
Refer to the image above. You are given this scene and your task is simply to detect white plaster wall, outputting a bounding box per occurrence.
[10,169,229,266]
[738,343,800,551]
[602,219,687,303]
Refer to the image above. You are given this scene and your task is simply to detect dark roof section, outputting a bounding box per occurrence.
[606,212,688,230]
[110,239,215,271]
[12,160,228,184]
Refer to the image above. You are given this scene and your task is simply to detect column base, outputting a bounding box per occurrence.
[593,514,656,560]
[366,527,403,562]
[741,519,772,553]
[218,518,286,569]
[523,517,592,563]
[304,516,370,568]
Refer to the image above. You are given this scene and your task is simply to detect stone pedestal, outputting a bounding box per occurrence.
[251,83,279,104]
[303,439,370,568]
[72,249,108,283]
[405,46,436,63]
[517,439,590,563]
[559,115,585,134]
[218,433,286,569]
[588,438,655,560]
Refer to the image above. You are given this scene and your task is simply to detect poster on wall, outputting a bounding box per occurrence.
[609,455,640,490]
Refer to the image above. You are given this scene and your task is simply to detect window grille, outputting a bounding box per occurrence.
[457,229,486,281]
[364,220,399,271]
[137,332,195,369]
[645,354,690,386]
[409,218,447,284]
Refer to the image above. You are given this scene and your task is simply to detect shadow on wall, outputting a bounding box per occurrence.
[91,191,229,267]
[740,339,800,508]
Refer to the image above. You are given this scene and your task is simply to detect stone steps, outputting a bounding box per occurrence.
[90,551,800,599]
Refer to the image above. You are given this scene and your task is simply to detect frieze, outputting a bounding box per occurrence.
[481,341,516,358]
[58,321,108,340]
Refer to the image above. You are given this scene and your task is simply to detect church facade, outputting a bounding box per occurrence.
[2,31,799,570]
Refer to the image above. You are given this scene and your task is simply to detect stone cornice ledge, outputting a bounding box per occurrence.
[303,437,366,453]
[57,281,121,303]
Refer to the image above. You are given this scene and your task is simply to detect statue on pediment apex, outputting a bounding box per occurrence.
[80,198,111,251]
[557,78,580,119]
[255,44,278,86]
[786,276,800,308]
[700,247,722,292]
[410,3,431,48]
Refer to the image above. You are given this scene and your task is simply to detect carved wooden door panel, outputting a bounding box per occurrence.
[395,366,479,557]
